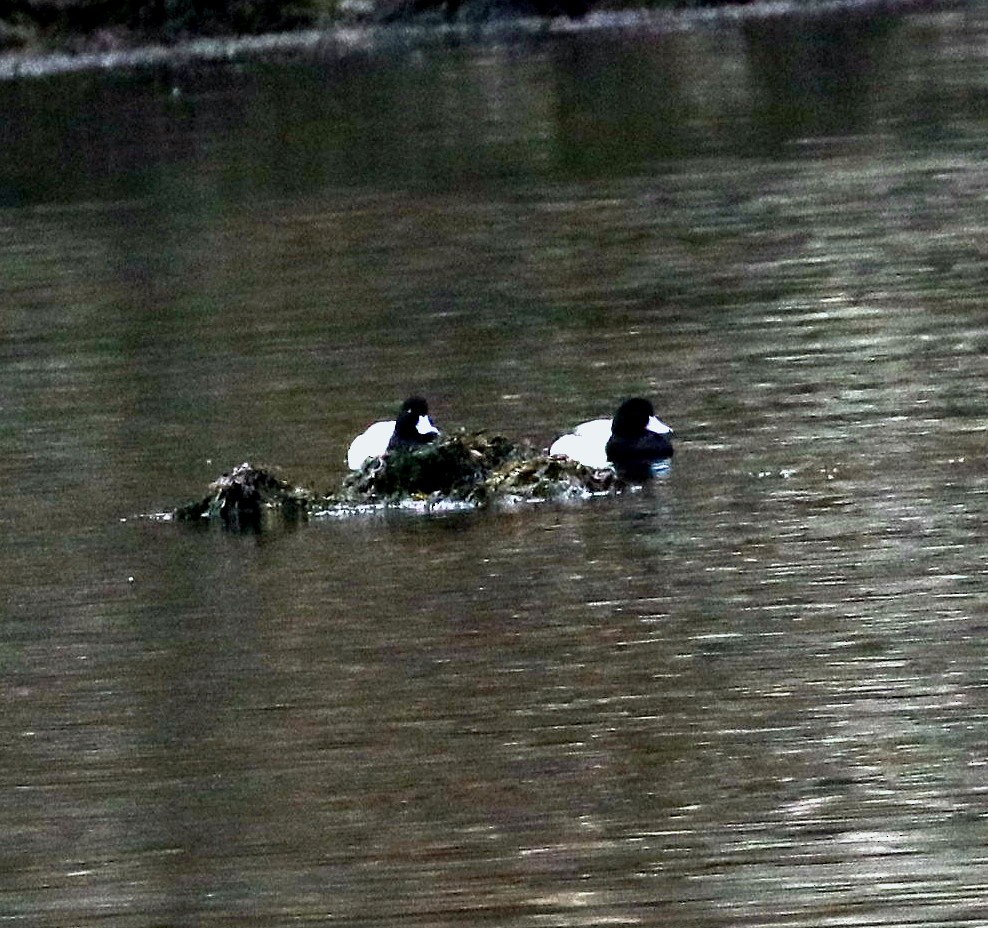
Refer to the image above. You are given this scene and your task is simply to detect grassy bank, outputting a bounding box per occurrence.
[0,0,333,52]
[0,0,871,54]
[0,0,963,78]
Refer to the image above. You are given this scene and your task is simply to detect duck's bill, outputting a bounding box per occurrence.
[647,416,672,435]
[417,416,440,436]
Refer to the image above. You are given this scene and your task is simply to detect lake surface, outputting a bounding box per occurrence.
[2,5,987,926]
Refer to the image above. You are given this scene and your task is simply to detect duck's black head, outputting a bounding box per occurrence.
[611,397,656,439]
[398,396,430,419]
[392,396,439,446]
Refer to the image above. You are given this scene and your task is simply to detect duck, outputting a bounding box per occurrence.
[549,397,673,477]
[346,396,440,470]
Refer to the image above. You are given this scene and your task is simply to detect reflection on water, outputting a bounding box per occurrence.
[743,13,899,145]
[3,6,988,927]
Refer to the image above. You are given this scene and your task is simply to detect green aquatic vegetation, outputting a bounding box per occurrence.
[482,453,618,500]
[338,431,619,506]
[176,461,311,529]
[175,432,624,528]
[343,433,530,502]
[341,432,519,502]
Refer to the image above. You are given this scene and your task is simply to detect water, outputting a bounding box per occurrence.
[2,6,988,926]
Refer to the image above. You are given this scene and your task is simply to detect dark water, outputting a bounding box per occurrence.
[3,7,988,926]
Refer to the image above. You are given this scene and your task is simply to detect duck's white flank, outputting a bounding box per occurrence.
[346,420,396,469]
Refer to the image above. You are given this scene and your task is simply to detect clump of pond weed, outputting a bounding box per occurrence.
[176,461,311,530]
[340,432,523,503]
[174,431,629,530]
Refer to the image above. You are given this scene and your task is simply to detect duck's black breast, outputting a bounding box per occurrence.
[605,430,674,480]
[387,412,437,452]
[388,431,437,453]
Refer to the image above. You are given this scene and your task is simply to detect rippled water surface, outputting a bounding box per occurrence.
[2,7,988,926]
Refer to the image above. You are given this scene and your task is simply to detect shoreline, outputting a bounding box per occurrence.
[0,0,966,82]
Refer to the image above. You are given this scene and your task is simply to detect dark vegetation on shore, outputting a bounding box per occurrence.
[2,0,769,55]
